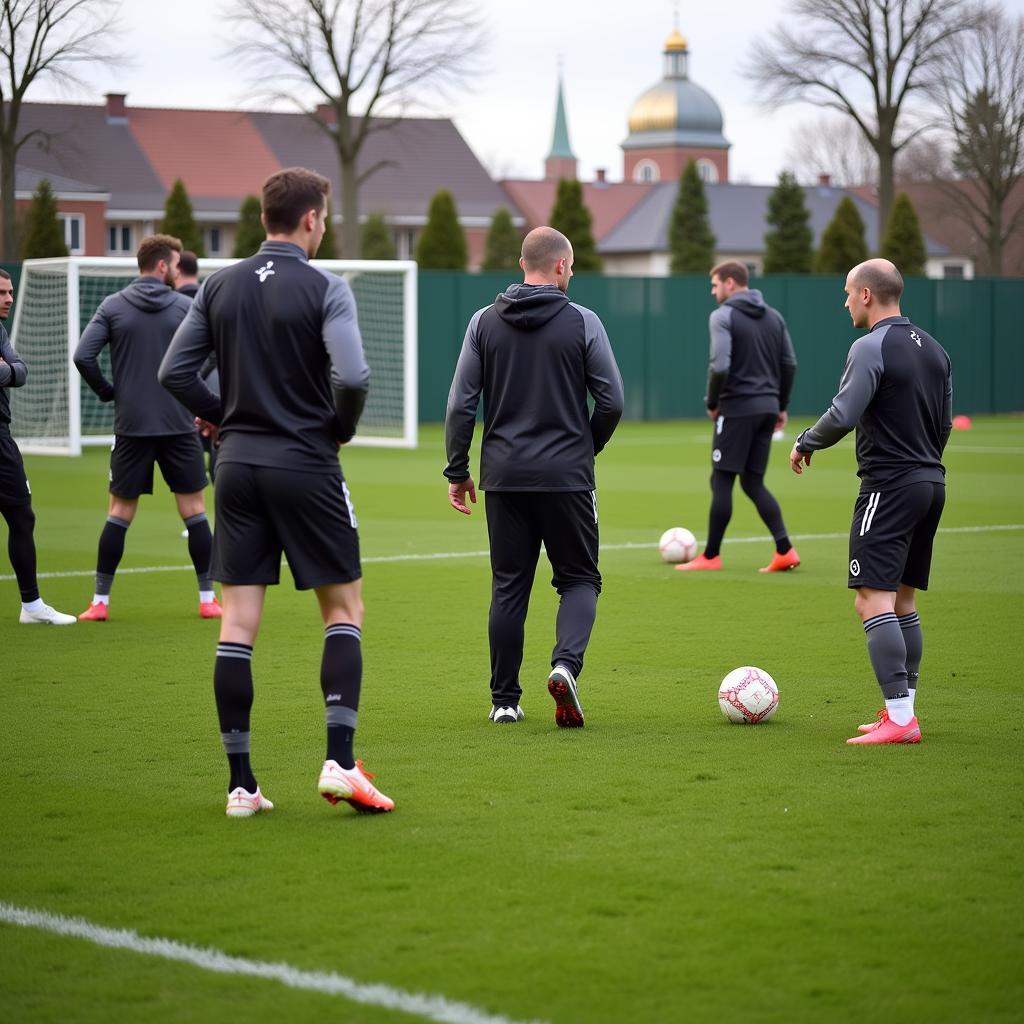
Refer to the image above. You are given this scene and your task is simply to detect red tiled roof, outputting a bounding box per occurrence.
[500,179,654,240]
[127,108,281,198]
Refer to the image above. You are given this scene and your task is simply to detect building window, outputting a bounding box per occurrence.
[58,214,84,255]
[397,228,417,260]
[943,264,965,279]
[697,159,719,184]
[205,227,222,255]
[107,223,133,254]
[633,160,660,184]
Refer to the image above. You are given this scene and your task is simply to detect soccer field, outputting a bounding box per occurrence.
[3,418,1023,1024]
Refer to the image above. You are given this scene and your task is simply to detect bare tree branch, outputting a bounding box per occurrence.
[0,0,121,258]
[923,2,1024,273]
[746,0,976,235]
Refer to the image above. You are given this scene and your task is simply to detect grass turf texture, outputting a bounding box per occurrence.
[2,418,1023,1024]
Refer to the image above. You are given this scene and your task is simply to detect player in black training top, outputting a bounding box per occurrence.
[160,166,393,817]
[0,269,76,625]
[74,234,217,622]
[445,226,624,728]
[677,260,800,574]
[791,259,952,746]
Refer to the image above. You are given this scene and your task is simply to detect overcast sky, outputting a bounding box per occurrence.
[27,0,1024,186]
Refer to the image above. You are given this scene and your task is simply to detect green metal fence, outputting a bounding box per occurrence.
[418,272,1024,421]
[4,263,1021,421]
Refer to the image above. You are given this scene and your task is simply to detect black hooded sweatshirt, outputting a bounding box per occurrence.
[444,283,624,491]
[75,277,194,436]
[705,288,797,417]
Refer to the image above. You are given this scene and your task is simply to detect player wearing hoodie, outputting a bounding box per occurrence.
[677,260,800,574]
[73,234,218,621]
[444,226,624,728]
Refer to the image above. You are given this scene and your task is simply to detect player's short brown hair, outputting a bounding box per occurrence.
[0,267,10,281]
[178,250,198,277]
[262,167,330,234]
[137,234,182,273]
[710,260,749,287]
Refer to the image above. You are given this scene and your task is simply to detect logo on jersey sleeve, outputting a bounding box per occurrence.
[255,261,275,283]
[910,330,922,347]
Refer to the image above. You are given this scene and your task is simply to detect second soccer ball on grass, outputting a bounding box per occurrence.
[659,527,698,564]
[718,666,779,724]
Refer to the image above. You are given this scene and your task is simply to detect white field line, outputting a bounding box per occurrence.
[2,524,1022,583]
[0,901,548,1024]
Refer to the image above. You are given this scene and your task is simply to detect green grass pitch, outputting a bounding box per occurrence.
[2,418,1023,1023]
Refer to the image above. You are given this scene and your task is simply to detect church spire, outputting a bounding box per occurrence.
[545,68,578,181]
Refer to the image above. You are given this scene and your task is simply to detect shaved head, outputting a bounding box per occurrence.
[848,258,904,305]
[521,226,572,272]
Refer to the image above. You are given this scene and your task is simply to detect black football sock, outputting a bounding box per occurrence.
[863,613,909,700]
[704,470,736,559]
[95,515,130,596]
[899,612,923,693]
[2,504,40,602]
[215,642,257,792]
[184,512,214,593]
[322,623,362,770]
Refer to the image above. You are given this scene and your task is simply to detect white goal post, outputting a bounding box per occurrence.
[9,256,418,455]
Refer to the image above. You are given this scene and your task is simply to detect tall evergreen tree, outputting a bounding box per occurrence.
[20,180,69,259]
[481,208,521,271]
[316,208,337,259]
[233,195,264,257]
[416,190,467,269]
[360,213,396,260]
[549,180,602,271]
[880,192,927,276]
[814,196,868,273]
[763,171,813,273]
[668,161,716,274]
[160,179,205,256]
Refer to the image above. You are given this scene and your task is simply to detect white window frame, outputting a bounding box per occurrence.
[59,213,85,255]
[633,159,660,184]
[697,159,719,184]
[107,223,133,255]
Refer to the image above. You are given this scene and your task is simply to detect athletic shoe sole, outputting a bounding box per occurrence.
[548,667,584,728]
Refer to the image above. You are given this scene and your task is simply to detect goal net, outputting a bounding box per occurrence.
[9,256,418,454]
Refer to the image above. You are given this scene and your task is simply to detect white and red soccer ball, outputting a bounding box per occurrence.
[718,666,779,724]
[659,527,698,564]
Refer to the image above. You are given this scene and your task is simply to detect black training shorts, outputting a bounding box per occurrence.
[0,433,32,508]
[711,412,776,475]
[212,462,361,590]
[109,433,208,498]
[847,481,945,591]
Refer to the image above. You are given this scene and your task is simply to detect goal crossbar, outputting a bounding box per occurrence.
[10,256,418,455]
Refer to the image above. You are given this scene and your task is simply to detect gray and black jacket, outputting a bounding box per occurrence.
[706,289,797,417]
[444,283,624,491]
[74,277,194,436]
[0,323,28,432]
[796,315,952,492]
[159,241,369,472]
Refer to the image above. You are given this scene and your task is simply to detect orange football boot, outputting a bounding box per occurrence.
[759,548,801,573]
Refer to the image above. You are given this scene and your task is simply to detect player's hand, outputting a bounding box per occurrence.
[790,445,812,474]
[196,417,220,447]
[706,406,718,421]
[775,411,788,432]
[449,478,476,515]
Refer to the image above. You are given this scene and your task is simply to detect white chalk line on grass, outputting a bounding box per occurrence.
[0,901,548,1024]
[2,524,1022,583]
